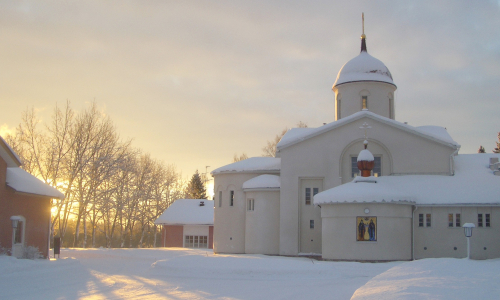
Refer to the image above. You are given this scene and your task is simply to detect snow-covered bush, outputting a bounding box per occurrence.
[0,243,10,256]
[21,246,41,260]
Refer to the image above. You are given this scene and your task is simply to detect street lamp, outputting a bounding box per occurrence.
[462,223,475,259]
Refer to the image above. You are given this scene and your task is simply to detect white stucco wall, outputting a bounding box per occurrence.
[414,206,500,260]
[320,203,413,261]
[244,190,280,255]
[334,81,396,120]
[213,172,278,254]
[183,225,209,236]
[278,115,456,255]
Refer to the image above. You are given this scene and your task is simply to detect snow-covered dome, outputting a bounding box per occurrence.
[357,149,374,162]
[332,38,395,88]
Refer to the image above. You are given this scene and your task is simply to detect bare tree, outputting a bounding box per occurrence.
[233,153,248,162]
[8,101,184,249]
[262,122,308,157]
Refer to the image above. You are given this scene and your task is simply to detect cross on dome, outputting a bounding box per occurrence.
[361,12,367,52]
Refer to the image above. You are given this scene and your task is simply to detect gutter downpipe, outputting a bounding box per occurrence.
[412,205,418,260]
[450,147,460,175]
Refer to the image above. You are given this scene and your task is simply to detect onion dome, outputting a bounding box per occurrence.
[357,140,374,177]
[332,31,395,88]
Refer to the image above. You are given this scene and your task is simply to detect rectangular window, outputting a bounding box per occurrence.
[247,199,254,211]
[310,220,314,229]
[455,213,461,227]
[426,214,431,227]
[14,221,23,244]
[352,156,382,177]
[337,98,341,120]
[218,191,222,207]
[418,214,424,227]
[185,235,208,248]
[478,214,483,227]
[448,214,453,227]
[230,191,234,206]
[305,188,311,205]
[372,157,381,177]
[486,214,491,227]
[362,96,368,109]
[313,188,319,196]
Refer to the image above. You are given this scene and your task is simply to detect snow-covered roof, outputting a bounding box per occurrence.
[332,51,395,88]
[0,136,22,167]
[277,110,460,151]
[154,199,214,225]
[211,157,281,175]
[315,154,500,206]
[242,175,280,190]
[6,168,65,199]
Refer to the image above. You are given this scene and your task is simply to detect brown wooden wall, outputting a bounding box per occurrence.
[162,225,184,247]
[0,156,51,258]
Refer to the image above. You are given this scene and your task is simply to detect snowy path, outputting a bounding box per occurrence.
[1,248,499,299]
[0,248,399,300]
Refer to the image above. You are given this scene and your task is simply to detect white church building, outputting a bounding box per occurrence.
[211,27,500,261]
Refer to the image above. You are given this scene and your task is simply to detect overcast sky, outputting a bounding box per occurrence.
[1,0,499,183]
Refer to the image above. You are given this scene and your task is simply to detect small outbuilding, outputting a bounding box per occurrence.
[155,199,214,249]
[0,136,64,258]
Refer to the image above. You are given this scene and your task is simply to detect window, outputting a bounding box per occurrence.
[352,156,382,177]
[448,213,460,227]
[478,214,483,227]
[419,213,432,227]
[362,96,368,109]
[313,188,319,197]
[247,199,254,211]
[486,214,491,227]
[218,191,222,207]
[185,235,208,248]
[337,97,341,120]
[305,188,311,205]
[310,220,314,229]
[14,221,23,244]
[230,191,234,206]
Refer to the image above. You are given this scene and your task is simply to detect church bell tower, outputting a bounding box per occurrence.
[332,13,397,121]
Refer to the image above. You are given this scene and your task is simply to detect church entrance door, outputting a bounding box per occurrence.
[299,178,323,254]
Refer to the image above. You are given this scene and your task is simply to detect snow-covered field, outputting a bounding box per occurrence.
[1,248,499,300]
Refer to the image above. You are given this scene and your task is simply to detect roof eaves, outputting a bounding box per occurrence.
[333,79,397,89]
[277,111,460,151]
[242,187,280,192]
[212,169,281,175]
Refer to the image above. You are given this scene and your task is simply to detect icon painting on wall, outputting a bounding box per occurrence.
[357,216,377,241]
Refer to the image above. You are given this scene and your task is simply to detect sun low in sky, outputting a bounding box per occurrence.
[1,1,499,177]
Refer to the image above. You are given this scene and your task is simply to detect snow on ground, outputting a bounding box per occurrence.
[0,248,498,300]
[352,258,500,299]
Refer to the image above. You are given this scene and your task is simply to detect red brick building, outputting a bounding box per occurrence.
[0,137,64,258]
[155,199,214,249]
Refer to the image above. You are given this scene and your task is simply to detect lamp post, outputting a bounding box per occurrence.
[462,223,475,259]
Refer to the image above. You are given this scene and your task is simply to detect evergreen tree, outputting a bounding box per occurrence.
[478,145,486,153]
[185,170,207,199]
[493,132,500,153]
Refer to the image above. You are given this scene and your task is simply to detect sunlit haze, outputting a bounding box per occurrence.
[1,1,499,182]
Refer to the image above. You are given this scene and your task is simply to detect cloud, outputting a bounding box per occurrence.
[0,0,499,173]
